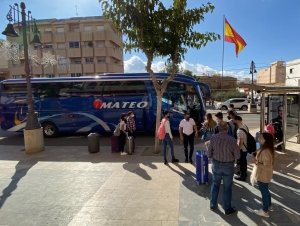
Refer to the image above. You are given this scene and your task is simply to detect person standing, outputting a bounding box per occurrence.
[252,132,275,217]
[227,110,238,139]
[118,113,128,155]
[214,112,224,134]
[207,121,240,216]
[162,110,179,165]
[228,104,237,116]
[201,113,216,141]
[179,112,198,164]
[127,111,136,152]
[234,116,248,181]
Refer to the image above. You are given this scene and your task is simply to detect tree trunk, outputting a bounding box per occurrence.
[154,92,163,154]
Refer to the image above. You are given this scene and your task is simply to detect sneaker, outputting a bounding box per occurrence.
[121,152,128,155]
[234,175,246,181]
[225,206,237,216]
[189,159,193,164]
[185,158,188,163]
[254,209,269,217]
[171,157,179,163]
[269,206,274,212]
[164,158,168,165]
[210,206,217,211]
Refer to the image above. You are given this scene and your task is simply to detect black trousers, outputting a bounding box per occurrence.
[183,133,194,160]
[237,150,248,177]
[118,131,127,152]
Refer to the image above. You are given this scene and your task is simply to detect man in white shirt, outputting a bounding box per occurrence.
[179,112,198,164]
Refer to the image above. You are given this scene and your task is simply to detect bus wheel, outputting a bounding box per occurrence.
[42,122,58,138]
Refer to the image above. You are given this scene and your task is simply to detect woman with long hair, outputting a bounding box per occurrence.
[201,113,216,141]
[118,113,128,155]
[253,132,275,217]
[161,110,179,165]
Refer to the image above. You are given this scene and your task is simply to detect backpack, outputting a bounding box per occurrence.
[113,123,121,136]
[239,127,256,154]
[157,119,166,140]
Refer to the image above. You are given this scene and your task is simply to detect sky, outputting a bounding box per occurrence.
[0,0,299,80]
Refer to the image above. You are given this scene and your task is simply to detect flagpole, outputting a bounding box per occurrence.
[221,15,225,112]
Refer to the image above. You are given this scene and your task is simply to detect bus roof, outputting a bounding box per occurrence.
[1,73,198,85]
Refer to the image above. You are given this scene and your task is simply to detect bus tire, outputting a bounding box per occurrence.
[42,122,58,138]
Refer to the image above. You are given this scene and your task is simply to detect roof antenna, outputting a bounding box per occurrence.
[75,3,79,17]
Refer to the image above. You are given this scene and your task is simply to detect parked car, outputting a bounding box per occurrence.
[215,98,249,111]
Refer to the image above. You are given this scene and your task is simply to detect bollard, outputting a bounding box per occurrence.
[88,133,100,153]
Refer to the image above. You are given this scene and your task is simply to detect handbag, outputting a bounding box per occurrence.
[250,164,257,186]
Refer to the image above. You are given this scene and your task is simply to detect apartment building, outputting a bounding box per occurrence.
[256,61,286,85]
[285,58,300,86]
[0,40,9,80]
[7,16,123,79]
[198,74,237,94]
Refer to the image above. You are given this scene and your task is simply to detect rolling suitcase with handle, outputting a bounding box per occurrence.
[126,136,134,155]
[111,135,119,153]
[196,150,209,185]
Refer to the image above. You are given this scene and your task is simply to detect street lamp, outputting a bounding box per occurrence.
[2,2,44,154]
[250,60,257,105]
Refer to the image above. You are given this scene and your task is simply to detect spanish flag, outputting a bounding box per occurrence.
[224,18,247,57]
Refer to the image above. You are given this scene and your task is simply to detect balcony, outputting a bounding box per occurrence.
[41,32,52,43]
[54,33,66,42]
[67,48,81,57]
[108,64,124,73]
[94,31,105,41]
[106,31,122,46]
[43,66,55,74]
[107,48,123,60]
[31,65,43,75]
[82,47,94,57]
[55,49,66,57]
[81,32,93,42]
[66,32,80,42]
[9,64,25,75]
[83,63,95,73]
[94,47,106,57]
[69,64,82,73]
[95,63,107,73]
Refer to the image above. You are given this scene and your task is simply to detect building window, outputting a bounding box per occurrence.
[84,41,93,48]
[12,75,21,79]
[96,25,104,31]
[34,45,42,50]
[48,74,55,78]
[69,42,80,48]
[56,27,64,33]
[44,44,53,49]
[70,58,82,64]
[290,68,294,74]
[57,43,65,49]
[96,41,105,48]
[59,74,68,77]
[44,28,52,33]
[85,58,93,63]
[97,58,106,63]
[84,26,92,32]
[71,73,82,77]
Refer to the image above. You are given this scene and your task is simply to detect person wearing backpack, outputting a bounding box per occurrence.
[234,116,248,181]
[227,110,238,139]
[160,110,179,165]
[118,113,128,155]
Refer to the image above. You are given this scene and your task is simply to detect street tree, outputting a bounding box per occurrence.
[99,0,220,152]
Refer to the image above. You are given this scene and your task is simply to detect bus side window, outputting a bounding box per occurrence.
[103,81,122,96]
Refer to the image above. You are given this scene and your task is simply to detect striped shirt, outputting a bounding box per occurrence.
[127,116,136,131]
[207,132,240,162]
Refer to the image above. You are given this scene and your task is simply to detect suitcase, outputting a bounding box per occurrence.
[126,136,134,154]
[196,150,209,185]
[111,135,119,153]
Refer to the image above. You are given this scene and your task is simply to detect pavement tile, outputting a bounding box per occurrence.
[162,221,179,226]
[119,208,152,220]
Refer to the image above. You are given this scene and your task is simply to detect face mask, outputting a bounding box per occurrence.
[260,139,265,145]
[185,117,190,121]
[167,115,170,118]
[131,114,134,118]
[228,108,232,111]
[227,116,231,120]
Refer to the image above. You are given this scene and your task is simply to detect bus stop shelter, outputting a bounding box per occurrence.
[240,84,300,152]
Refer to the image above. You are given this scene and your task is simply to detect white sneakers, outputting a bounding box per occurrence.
[254,209,269,217]
[121,152,128,155]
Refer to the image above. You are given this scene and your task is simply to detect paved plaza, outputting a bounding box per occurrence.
[0,133,299,225]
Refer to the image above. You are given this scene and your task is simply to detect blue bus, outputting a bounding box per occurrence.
[0,73,209,137]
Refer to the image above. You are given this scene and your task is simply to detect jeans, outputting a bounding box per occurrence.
[183,133,194,160]
[237,150,248,177]
[118,131,126,152]
[163,133,175,158]
[257,181,272,212]
[210,159,235,213]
